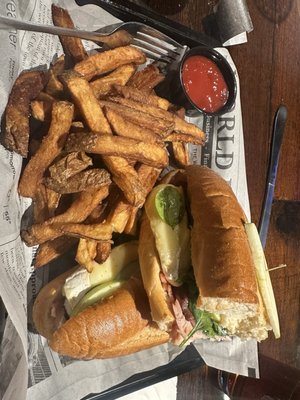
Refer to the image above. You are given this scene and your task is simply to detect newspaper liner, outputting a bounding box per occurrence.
[0,0,258,399]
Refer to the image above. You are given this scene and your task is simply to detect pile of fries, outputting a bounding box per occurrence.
[2,5,205,271]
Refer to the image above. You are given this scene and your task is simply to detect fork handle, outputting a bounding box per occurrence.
[0,15,130,47]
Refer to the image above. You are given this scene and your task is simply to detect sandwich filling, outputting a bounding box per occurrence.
[144,183,228,344]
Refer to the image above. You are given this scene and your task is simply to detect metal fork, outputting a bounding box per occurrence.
[0,16,188,66]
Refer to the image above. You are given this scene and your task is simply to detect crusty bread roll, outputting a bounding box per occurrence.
[138,214,174,331]
[138,165,270,341]
[33,271,169,359]
[33,266,79,340]
[186,165,270,340]
[186,165,258,310]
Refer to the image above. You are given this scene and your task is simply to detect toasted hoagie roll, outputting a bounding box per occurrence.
[138,166,279,345]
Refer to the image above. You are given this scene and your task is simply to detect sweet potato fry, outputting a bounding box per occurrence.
[108,97,206,142]
[113,84,170,110]
[90,64,136,98]
[22,186,109,245]
[51,4,88,63]
[48,151,92,183]
[60,70,112,135]
[45,55,65,97]
[65,132,168,168]
[59,221,113,241]
[74,46,146,81]
[18,101,74,198]
[105,108,162,144]
[99,100,174,136]
[127,64,164,92]
[3,70,47,157]
[34,236,78,268]
[44,168,111,194]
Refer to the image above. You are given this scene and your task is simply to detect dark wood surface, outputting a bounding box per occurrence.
[131,0,300,398]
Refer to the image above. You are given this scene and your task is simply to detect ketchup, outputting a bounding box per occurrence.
[181,55,229,113]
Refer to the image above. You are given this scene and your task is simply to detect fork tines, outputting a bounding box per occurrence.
[131,31,182,64]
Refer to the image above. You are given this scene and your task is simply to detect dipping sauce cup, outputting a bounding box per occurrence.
[176,46,237,116]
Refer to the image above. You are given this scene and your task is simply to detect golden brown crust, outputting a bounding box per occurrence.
[32,267,79,339]
[186,165,259,307]
[33,270,168,359]
[82,324,169,359]
[138,214,174,331]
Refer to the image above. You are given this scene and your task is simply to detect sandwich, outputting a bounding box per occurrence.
[32,165,279,359]
[138,165,280,345]
[32,241,169,359]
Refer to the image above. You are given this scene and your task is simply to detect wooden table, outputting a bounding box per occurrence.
[131,1,300,398]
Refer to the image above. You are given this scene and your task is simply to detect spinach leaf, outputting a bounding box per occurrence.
[180,271,227,346]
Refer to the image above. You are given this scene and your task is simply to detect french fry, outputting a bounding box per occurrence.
[86,204,107,223]
[34,236,78,268]
[127,64,164,92]
[165,132,205,145]
[124,207,140,235]
[61,71,148,205]
[44,168,111,194]
[70,121,85,133]
[103,156,146,207]
[18,101,74,198]
[113,84,170,110]
[44,185,109,225]
[45,187,61,217]
[51,4,88,63]
[48,151,92,183]
[65,132,169,168]
[105,108,162,144]
[106,193,133,233]
[99,100,174,136]
[124,163,161,234]
[22,186,109,245]
[108,96,206,142]
[76,238,98,272]
[74,46,146,81]
[45,55,65,97]
[91,30,133,49]
[171,141,190,167]
[59,221,113,241]
[33,185,50,224]
[60,70,112,135]
[95,242,112,264]
[90,64,136,98]
[3,70,47,157]
[76,238,97,272]
[107,164,161,233]
[31,92,55,121]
